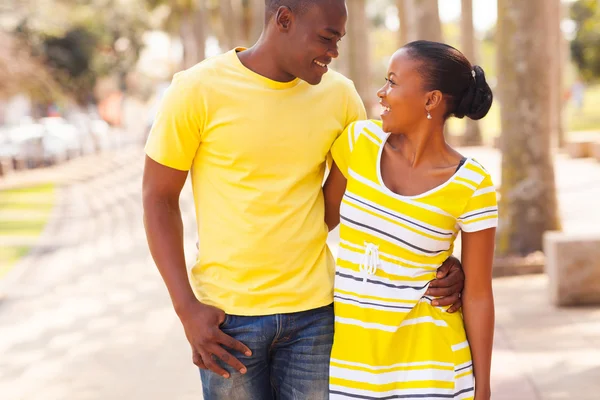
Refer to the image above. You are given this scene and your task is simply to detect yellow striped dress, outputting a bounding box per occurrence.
[329,120,498,400]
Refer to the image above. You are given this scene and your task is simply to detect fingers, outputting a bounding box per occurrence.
[217,331,252,357]
[192,349,207,369]
[429,266,464,289]
[426,283,462,300]
[209,345,247,375]
[201,350,231,379]
[435,261,452,280]
[446,298,463,313]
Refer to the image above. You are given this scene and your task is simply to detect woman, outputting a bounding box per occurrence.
[324,41,497,400]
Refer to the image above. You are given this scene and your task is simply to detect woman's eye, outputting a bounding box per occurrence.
[385,77,396,85]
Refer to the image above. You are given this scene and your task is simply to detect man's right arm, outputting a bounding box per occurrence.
[142,156,195,316]
[142,156,251,378]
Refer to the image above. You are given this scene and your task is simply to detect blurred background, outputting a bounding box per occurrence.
[0,0,599,399]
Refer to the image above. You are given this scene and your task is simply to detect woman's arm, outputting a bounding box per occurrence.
[461,227,496,399]
[323,162,347,231]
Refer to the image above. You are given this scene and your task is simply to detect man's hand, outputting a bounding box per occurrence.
[178,301,252,378]
[425,256,464,313]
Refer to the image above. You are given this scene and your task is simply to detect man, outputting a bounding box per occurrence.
[142,0,465,398]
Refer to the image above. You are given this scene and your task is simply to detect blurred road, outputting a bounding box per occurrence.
[0,145,599,399]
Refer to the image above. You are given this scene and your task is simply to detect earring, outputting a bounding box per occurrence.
[426,111,432,120]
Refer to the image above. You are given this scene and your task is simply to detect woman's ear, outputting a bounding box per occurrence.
[425,90,443,112]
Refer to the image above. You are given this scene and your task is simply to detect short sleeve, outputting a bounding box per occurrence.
[457,172,498,232]
[330,121,360,179]
[344,81,368,126]
[144,72,205,171]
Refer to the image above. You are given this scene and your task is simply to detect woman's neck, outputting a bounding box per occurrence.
[387,122,451,168]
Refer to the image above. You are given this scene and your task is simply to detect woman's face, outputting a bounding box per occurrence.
[378,49,431,134]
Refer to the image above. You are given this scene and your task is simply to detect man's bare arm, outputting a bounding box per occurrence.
[323,162,347,231]
[142,156,251,378]
[142,156,194,312]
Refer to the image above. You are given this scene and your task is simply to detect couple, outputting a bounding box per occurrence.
[142,1,497,399]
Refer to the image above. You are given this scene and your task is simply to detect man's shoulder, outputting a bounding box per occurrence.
[321,69,357,91]
[171,51,236,88]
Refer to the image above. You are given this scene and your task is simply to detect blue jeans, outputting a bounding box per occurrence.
[200,304,334,400]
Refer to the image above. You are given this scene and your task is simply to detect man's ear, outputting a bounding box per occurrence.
[275,6,294,31]
[425,90,443,112]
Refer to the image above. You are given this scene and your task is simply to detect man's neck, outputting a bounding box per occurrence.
[237,41,297,83]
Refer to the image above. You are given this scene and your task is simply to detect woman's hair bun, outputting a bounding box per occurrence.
[454,65,493,120]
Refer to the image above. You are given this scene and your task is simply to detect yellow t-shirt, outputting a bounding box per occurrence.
[145,48,366,315]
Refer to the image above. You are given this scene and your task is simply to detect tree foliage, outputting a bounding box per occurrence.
[570,0,600,82]
[12,0,150,103]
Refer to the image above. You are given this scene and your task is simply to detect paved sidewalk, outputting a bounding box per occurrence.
[0,146,598,399]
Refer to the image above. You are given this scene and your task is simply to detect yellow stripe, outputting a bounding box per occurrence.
[462,215,497,225]
[330,377,454,391]
[342,198,453,242]
[335,288,419,305]
[362,126,383,143]
[455,370,473,379]
[330,361,454,373]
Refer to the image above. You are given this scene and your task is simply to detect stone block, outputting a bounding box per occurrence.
[592,142,600,162]
[565,141,592,158]
[544,231,600,306]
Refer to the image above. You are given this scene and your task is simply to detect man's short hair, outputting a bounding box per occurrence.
[265,0,317,19]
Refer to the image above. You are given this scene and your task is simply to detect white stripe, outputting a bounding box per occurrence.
[342,204,452,254]
[348,168,455,218]
[329,384,453,399]
[334,293,412,313]
[457,167,484,186]
[334,289,417,309]
[366,120,388,139]
[460,217,497,232]
[358,130,381,146]
[473,186,496,197]
[334,268,430,302]
[335,316,400,332]
[348,122,356,152]
[452,341,469,351]
[335,315,450,332]
[330,358,454,370]
[329,365,454,385]
[455,374,475,399]
[399,316,448,328]
[455,180,477,191]
[339,239,441,268]
[334,278,426,304]
[338,248,436,278]
[343,193,456,238]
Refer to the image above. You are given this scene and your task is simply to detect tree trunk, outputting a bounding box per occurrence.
[397,0,412,45]
[218,0,242,50]
[496,0,560,257]
[547,0,565,148]
[413,0,442,42]
[346,0,373,116]
[249,0,264,44]
[192,0,207,62]
[179,14,197,69]
[460,0,482,146]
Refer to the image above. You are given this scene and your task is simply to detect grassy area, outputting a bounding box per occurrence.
[0,183,56,279]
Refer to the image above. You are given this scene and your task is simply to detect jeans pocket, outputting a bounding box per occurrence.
[220,313,231,329]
